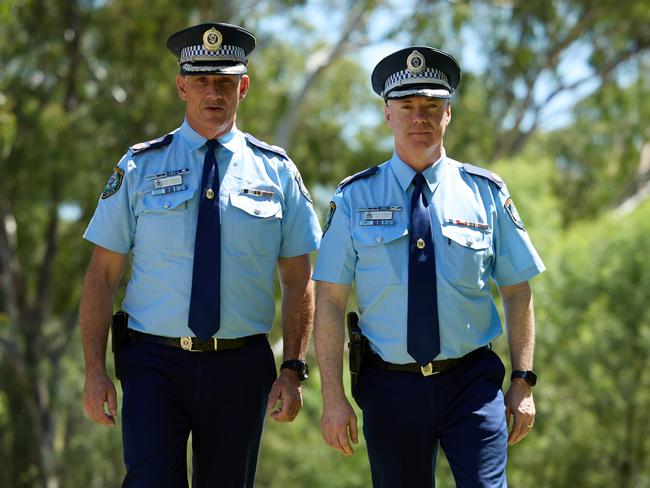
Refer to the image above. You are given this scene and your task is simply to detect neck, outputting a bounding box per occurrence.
[395,143,445,172]
[186,117,236,140]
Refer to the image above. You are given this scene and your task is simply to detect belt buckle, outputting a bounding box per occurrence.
[213,338,218,351]
[420,363,436,377]
[180,336,193,351]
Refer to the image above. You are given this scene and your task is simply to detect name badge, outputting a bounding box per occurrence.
[363,210,392,220]
[357,206,401,226]
[154,175,183,189]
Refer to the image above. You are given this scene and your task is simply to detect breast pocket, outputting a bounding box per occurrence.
[352,225,408,285]
[440,224,493,289]
[226,193,282,256]
[137,190,196,250]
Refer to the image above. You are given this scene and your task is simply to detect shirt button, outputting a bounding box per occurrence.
[466,239,473,246]
[254,209,261,215]
[163,202,171,209]
[375,236,383,243]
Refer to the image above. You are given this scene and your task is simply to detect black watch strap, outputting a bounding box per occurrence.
[511,370,537,387]
[281,359,309,381]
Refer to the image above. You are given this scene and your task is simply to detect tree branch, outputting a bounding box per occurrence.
[273,0,379,148]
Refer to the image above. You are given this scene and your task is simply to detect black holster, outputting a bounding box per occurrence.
[111,311,128,379]
[346,311,368,387]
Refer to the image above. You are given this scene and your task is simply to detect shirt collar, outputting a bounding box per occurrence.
[179,119,240,153]
[389,148,447,194]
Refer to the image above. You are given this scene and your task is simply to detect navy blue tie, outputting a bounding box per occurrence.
[188,139,221,339]
[407,173,440,365]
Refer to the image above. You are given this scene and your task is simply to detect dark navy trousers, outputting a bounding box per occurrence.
[117,338,277,488]
[353,347,508,488]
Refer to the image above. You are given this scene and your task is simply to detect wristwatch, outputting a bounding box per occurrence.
[281,359,309,381]
[511,370,537,387]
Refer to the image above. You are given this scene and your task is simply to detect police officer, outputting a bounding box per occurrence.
[313,46,545,487]
[79,23,320,487]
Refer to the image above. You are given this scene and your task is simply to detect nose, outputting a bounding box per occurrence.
[412,106,428,123]
[204,79,222,97]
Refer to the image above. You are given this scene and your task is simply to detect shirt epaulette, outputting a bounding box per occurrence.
[244,133,288,159]
[339,166,380,189]
[130,133,174,156]
[461,163,504,189]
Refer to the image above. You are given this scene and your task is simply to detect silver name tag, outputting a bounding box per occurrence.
[154,175,183,189]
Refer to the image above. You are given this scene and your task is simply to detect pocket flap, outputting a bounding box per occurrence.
[441,224,491,250]
[230,193,282,218]
[142,188,196,210]
[354,225,408,246]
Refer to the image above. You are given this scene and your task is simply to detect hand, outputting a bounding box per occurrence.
[321,396,358,456]
[83,369,117,426]
[504,378,535,445]
[267,369,303,422]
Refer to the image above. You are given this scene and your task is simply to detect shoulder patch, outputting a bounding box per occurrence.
[130,133,174,156]
[101,166,124,199]
[339,166,379,189]
[461,163,504,189]
[504,197,526,231]
[323,201,336,236]
[244,133,288,159]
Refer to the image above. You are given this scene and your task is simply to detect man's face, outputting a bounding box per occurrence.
[176,74,249,139]
[384,96,451,157]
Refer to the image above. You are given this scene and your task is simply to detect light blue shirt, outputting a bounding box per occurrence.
[313,152,545,363]
[84,120,321,338]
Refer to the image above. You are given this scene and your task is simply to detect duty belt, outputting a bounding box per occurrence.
[127,329,267,352]
[366,346,489,377]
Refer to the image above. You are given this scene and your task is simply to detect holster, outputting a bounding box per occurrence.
[346,311,368,387]
[111,311,128,379]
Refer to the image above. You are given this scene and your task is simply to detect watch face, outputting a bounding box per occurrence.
[282,360,309,381]
[512,370,537,386]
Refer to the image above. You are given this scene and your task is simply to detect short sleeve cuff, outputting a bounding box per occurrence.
[83,229,131,254]
[494,262,545,287]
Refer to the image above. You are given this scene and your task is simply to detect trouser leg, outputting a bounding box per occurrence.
[190,339,277,488]
[120,342,191,488]
[355,367,437,488]
[438,350,508,488]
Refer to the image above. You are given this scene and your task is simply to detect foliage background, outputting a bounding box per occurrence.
[1,1,649,487]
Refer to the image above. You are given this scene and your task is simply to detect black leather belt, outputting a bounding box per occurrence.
[127,329,267,352]
[367,346,489,377]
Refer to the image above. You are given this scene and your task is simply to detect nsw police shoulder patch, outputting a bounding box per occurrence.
[323,201,336,235]
[295,171,312,203]
[504,197,526,231]
[101,166,124,199]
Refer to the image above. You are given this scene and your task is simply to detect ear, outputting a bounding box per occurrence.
[239,75,250,100]
[384,103,392,128]
[444,103,452,123]
[176,74,187,101]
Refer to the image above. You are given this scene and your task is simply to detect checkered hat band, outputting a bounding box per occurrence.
[180,44,246,63]
[383,68,450,96]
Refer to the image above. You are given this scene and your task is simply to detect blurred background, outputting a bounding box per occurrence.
[1,0,649,486]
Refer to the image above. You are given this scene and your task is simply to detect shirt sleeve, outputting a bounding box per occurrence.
[83,153,136,254]
[278,159,321,257]
[312,188,356,285]
[492,182,546,286]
